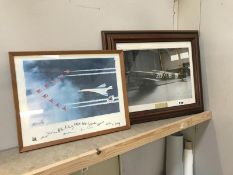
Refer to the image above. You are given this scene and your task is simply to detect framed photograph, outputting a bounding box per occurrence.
[102,31,203,124]
[9,50,130,152]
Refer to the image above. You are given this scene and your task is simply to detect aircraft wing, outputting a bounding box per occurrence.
[98,91,108,96]
[130,71,154,77]
[142,78,160,82]
[98,83,106,88]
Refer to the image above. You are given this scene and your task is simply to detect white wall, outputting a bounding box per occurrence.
[178,0,233,174]
[0,0,174,153]
[0,0,174,151]
[196,0,233,174]
[178,0,200,30]
[120,139,165,175]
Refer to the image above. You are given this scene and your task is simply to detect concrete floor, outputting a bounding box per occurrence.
[128,77,192,106]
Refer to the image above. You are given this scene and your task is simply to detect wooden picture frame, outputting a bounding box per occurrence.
[9,50,130,152]
[102,31,204,124]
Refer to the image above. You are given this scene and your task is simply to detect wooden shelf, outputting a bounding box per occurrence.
[0,111,211,175]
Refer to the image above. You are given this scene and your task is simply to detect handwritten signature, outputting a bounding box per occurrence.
[32,121,121,141]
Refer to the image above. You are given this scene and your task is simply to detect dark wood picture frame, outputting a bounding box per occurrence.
[9,50,130,152]
[102,31,204,124]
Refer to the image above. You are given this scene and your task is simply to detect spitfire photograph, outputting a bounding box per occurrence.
[116,42,195,112]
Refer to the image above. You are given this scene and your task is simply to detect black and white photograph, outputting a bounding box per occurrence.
[116,42,195,112]
[102,31,204,123]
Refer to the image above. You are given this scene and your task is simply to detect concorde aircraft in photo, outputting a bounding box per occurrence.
[79,83,113,97]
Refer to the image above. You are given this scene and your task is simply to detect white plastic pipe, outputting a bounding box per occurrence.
[166,134,184,175]
[184,141,193,175]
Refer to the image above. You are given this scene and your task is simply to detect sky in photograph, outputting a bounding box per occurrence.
[23,57,120,127]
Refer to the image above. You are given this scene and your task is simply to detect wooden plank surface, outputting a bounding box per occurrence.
[0,111,211,175]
